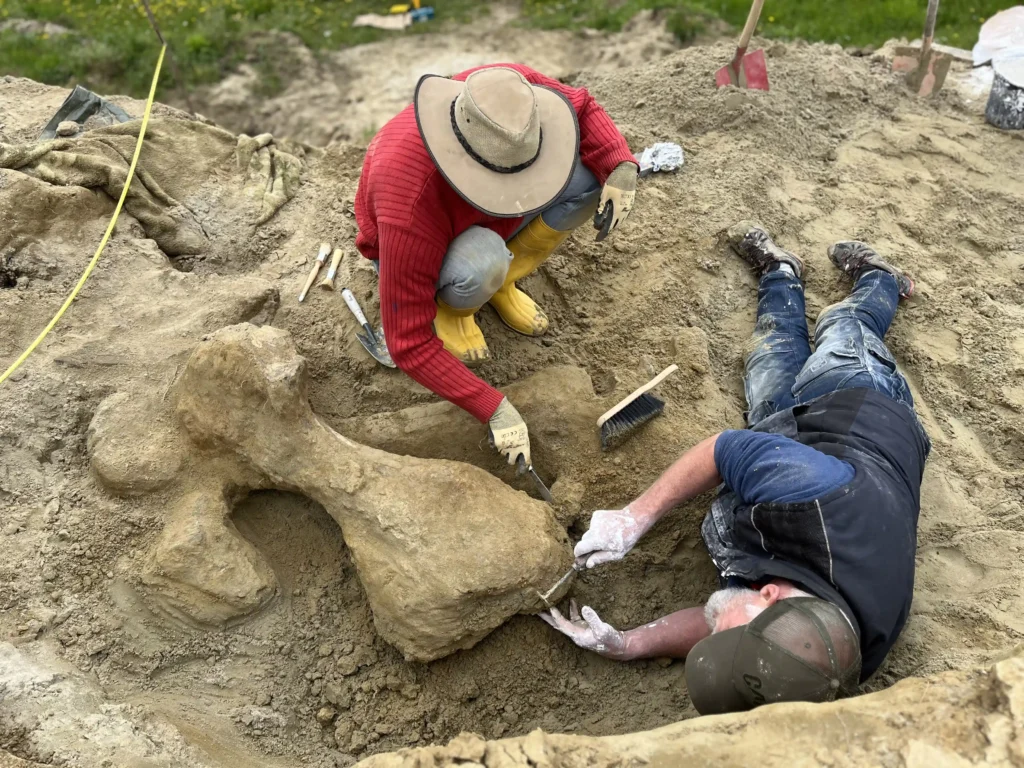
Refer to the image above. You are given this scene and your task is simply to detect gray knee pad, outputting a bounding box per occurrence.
[539,161,601,232]
[436,226,512,310]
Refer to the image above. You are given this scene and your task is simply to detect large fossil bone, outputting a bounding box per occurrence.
[132,324,571,661]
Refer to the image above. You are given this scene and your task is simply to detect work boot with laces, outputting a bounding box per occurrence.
[727,221,804,278]
[827,241,915,299]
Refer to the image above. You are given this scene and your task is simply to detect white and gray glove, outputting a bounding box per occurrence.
[488,397,531,467]
[539,599,627,659]
[573,506,647,569]
[596,162,638,237]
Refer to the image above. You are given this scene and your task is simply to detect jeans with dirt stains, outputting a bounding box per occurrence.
[743,267,917,427]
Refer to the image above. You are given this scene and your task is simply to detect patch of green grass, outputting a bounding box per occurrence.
[0,0,1009,102]
[714,0,1005,48]
[0,0,484,98]
[663,6,715,43]
[522,0,1007,49]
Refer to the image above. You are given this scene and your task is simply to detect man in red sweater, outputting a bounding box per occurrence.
[355,64,638,467]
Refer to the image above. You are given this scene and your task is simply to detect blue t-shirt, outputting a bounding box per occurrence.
[714,429,855,505]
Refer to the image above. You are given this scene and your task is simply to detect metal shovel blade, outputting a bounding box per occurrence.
[715,48,769,90]
[356,326,395,368]
[892,46,951,97]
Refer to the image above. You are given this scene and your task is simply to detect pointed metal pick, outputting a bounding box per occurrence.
[517,456,553,503]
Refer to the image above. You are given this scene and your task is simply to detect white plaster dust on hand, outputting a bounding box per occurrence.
[539,600,627,659]
[574,507,645,568]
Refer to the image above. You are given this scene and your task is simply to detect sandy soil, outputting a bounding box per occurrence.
[1,24,1023,768]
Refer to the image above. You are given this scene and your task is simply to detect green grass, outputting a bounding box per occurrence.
[523,0,1010,49]
[0,0,484,98]
[0,0,1012,102]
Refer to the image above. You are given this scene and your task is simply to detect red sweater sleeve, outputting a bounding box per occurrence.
[515,65,637,184]
[377,223,506,423]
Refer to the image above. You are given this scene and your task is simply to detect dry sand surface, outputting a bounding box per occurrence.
[1,24,1023,768]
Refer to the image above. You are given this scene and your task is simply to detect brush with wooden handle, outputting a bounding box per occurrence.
[318,248,344,291]
[298,242,331,302]
[597,364,679,450]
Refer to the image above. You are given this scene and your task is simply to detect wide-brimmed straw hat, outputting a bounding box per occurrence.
[414,67,580,218]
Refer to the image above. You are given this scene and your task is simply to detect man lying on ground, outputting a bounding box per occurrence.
[541,224,930,714]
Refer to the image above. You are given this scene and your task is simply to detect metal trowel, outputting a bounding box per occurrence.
[341,288,395,368]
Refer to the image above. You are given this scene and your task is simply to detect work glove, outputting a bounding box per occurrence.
[489,397,531,468]
[539,599,627,660]
[574,506,647,569]
[596,162,638,238]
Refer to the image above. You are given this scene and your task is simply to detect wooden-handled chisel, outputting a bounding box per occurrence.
[298,242,331,302]
[318,248,344,291]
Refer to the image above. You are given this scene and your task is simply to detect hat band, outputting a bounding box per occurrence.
[450,99,543,175]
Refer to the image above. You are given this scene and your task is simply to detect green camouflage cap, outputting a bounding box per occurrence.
[685,597,861,715]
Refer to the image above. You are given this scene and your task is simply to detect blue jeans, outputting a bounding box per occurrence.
[744,269,916,427]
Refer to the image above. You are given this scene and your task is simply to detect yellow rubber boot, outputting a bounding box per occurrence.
[489,217,569,336]
[434,300,490,367]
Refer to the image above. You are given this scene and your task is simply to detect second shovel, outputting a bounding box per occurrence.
[892,0,950,97]
[715,0,769,90]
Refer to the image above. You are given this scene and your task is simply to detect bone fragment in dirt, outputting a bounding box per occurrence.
[108,323,572,662]
[141,487,279,627]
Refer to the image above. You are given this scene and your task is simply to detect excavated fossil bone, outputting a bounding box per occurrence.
[114,323,572,662]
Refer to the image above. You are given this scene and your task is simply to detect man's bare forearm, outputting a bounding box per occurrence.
[619,607,710,660]
[628,432,722,529]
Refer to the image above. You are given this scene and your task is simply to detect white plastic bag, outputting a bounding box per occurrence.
[634,142,685,177]
[973,6,1024,87]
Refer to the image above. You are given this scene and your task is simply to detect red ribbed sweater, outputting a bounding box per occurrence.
[354,63,636,422]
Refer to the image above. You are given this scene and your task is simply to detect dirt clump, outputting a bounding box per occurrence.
[1,31,1023,768]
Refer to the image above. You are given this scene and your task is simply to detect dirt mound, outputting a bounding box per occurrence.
[358,652,1024,767]
[1,32,1023,768]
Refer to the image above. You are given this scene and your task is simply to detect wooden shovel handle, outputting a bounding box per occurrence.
[921,0,940,56]
[737,0,766,51]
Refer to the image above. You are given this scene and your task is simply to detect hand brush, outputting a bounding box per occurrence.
[597,364,678,451]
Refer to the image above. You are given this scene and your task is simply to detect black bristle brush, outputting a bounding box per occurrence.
[598,365,679,451]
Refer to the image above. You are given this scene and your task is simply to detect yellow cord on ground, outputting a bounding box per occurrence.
[0,44,167,387]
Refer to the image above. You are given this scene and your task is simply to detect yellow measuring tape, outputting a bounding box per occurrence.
[0,44,167,386]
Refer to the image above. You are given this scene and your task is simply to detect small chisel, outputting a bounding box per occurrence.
[318,248,344,291]
[298,242,331,302]
[538,562,583,608]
